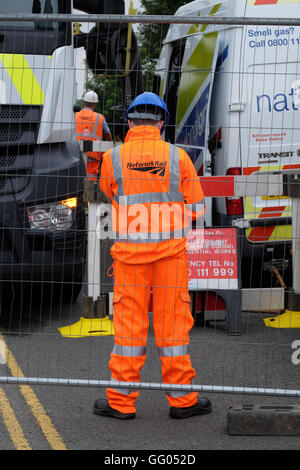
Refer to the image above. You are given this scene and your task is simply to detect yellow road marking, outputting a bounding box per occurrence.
[0,387,31,450]
[0,334,67,450]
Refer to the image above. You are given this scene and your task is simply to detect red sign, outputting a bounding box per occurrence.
[187,228,238,290]
[254,0,278,5]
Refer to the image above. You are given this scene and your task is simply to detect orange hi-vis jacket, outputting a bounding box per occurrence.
[100,125,205,264]
[75,107,105,178]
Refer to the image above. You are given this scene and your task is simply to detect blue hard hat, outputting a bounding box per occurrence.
[126,92,170,123]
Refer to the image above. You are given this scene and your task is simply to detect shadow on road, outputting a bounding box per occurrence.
[0,281,82,334]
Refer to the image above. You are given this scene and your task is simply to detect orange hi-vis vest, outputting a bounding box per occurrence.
[75,107,105,178]
[100,126,205,264]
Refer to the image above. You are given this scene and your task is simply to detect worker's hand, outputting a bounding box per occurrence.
[104,132,113,142]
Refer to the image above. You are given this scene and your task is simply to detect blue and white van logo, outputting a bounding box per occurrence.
[256,83,300,112]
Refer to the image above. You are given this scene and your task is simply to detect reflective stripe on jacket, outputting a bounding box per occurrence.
[100,125,205,264]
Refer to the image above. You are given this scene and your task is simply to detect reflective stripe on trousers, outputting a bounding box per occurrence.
[109,344,192,398]
[109,345,147,395]
[106,254,198,414]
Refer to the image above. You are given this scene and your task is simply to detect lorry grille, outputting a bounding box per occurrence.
[0,125,32,143]
[0,177,6,190]
[0,107,29,120]
[0,105,42,146]
[0,146,34,196]
[0,155,17,167]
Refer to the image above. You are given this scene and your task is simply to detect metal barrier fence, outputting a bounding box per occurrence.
[1,9,300,403]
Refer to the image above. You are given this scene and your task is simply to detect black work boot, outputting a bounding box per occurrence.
[93,399,136,420]
[169,398,212,419]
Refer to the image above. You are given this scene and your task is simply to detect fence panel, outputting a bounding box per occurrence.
[0,10,300,402]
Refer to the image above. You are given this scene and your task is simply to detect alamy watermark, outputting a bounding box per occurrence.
[291,80,300,106]
[0,340,6,365]
[291,340,300,365]
[95,202,205,241]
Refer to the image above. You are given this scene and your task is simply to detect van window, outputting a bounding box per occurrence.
[164,40,186,142]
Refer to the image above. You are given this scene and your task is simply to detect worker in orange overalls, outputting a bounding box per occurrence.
[75,90,112,180]
[93,92,211,420]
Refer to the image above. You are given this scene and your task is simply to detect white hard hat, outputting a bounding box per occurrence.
[83,90,99,104]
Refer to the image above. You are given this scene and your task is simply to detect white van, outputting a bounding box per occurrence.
[155,0,300,288]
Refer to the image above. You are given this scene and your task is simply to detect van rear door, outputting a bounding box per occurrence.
[240,12,300,243]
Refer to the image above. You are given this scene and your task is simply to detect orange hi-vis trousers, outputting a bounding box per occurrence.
[106,251,198,414]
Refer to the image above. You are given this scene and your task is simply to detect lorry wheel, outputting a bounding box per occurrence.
[23,281,83,306]
[51,280,83,305]
[60,282,83,304]
[38,275,84,305]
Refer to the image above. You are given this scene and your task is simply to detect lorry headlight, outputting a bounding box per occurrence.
[27,198,77,231]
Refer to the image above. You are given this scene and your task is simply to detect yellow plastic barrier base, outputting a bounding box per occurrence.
[263,310,300,329]
[58,316,114,338]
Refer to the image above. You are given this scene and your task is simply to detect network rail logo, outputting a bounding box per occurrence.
[0,340,6,365]
[127,160,167,177]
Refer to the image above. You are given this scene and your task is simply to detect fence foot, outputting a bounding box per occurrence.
[192,290,242,335]
[58,316,114,338]
[57,295,115,338]
[218,289,242,335]
[263,310,300,329]
[264,290,300,328]
[227,404,300,435]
